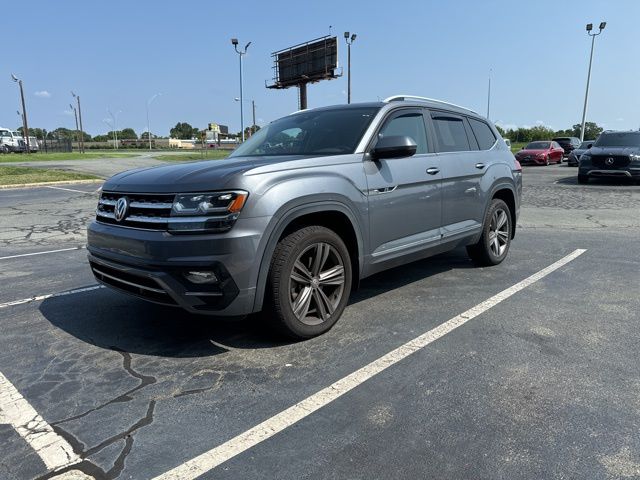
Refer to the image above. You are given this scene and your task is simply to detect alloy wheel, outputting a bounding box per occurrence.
[488,208,509,257]
[288,242,346,326]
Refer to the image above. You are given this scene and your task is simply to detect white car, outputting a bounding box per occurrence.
[0,128,25,153]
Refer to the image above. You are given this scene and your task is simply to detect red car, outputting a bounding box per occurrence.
[515,141,564,166]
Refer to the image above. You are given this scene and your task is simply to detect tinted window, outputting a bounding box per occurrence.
[578,141,593,149]
[378,112,428,154]
[468,118,496,150]
[526,141,550,149]
[432,116,470,152]
[230,106,379,157]
[594,132,640,147]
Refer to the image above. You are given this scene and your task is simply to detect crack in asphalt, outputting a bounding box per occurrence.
[43,348,158,479]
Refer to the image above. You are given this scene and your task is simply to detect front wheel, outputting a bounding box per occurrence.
[266,225,352,339]
[467,199,512,266]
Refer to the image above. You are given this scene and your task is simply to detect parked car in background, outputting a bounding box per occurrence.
[0,128,25,153]
[552,136,581,158]
[87,95,522,339]
[514,141,564,165]
[567,140,595,166]
[578,131,640,184]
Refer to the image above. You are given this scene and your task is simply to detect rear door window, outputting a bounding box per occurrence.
[431,115,471,152]
[468,118,497,150]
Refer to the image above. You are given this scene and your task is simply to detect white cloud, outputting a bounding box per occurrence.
[62,109,74,116]
[616,117,624,122]
[34,90,51,98]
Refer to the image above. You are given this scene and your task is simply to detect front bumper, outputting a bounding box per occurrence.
[87,216,270,316]
[579,166,640,180]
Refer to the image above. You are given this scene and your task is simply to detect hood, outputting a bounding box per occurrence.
[516,149,548,155]
[586,146,640,156]
[103,155,312,193]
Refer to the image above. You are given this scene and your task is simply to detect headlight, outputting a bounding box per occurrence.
[536,153,546,159]
[630,154,640,163]
[580,154,591,163]
[169,190,248,233]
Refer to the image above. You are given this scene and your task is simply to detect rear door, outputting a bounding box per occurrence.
[364,108,442,261]
[430,112,490,239]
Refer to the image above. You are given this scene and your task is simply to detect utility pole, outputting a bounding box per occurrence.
[231,38,251,142]
[146,93,162,150]
[580,22,606,141]
[252,100,256,136]
[11,74,30,154]
[71,92,85,153]
[344,32,357,104]
[70,104,80,151]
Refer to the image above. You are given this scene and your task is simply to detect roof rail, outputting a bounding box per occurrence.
[383,95,477,114]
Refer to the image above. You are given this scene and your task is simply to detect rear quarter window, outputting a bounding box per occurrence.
[468,118,497,150]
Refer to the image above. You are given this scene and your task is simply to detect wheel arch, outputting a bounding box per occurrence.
[252,201,364,313]
[491,185,517,239]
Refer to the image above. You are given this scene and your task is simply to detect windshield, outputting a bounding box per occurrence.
[0,130,11,138]
[13,132,22,137]
[594,132,640,148]
[578,141,593,149]
[553,138,570,144]
[525,141,550,149]
[230,107,380,157]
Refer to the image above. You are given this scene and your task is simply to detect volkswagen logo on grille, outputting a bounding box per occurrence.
[114,197,129,222]
[605,157,615,166]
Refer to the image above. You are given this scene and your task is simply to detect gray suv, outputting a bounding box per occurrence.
[88,95,522,338]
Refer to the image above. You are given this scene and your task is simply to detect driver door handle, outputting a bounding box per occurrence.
[426,167,440,175]
[475,163,486,169]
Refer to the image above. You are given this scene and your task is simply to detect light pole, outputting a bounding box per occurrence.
[11,74,30,154]
[234,97,256,137]
[231,38,251,142]
[69,104,80,150]
[343,32,357,104]
[107,109,121,150]
[580,21,606,141]
[71,91,85,153]
[146,93,162,150]
[487,69,492,120]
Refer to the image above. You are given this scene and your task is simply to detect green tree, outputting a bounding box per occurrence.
[572,122,603,140]
[494,125,506,137]
[118,128,138,140]
[170,122,197,139]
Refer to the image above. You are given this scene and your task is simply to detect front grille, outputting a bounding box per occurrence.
[96,191,175,230]
[89,260,177,305]
[591,155,630,168]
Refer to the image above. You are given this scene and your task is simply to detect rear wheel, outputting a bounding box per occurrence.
[266,225,352,339]
[578,174,589,184]
[467,199,512,266]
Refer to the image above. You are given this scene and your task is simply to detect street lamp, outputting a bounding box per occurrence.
[579,21,606,141]
[234,97,256,137]
[69,104,80,150]
[11,74,30,154]
[146,93,162,150]
[71,91,85,153]
[231,38,251,142]
[487,69,492,120]
[343,32,357,104]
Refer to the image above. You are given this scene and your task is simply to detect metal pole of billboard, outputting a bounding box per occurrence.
[299,83,308,110]
[344,32,356,104]
[11,74,30,154]
[231,38,251,142]
[579,22,605,142]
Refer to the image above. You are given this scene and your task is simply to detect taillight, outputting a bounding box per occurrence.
[514,159,522,172]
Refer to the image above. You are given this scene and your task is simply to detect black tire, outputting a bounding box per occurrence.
[266,225,352,339]
[578,174,589,184]
[467,199,512,266]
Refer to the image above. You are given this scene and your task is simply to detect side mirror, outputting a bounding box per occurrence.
[587,144,592,149]
[370,135,417,160]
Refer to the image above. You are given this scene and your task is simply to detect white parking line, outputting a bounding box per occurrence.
[0,371,80,471]
[0,285,104,309]
[152,249,587,480]
[45,185,96,195]
[0,246,85,261]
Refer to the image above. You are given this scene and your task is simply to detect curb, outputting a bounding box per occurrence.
[0,179,103,190]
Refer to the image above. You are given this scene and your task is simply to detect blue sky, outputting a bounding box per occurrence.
[1,0,638,136]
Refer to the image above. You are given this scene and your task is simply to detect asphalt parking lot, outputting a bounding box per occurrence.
[1,163,639,479]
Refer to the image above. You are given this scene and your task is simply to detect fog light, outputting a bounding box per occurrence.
[184,271,218,284]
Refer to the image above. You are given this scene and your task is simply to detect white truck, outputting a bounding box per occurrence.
[0,128,26,153]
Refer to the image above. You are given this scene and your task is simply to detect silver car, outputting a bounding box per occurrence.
[88,95,522,338]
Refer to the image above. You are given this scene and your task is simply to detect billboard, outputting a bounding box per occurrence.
[268,36,339,89]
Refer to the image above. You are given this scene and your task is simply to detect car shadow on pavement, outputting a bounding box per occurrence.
[39,249,474,358]
[556,175,638,187]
